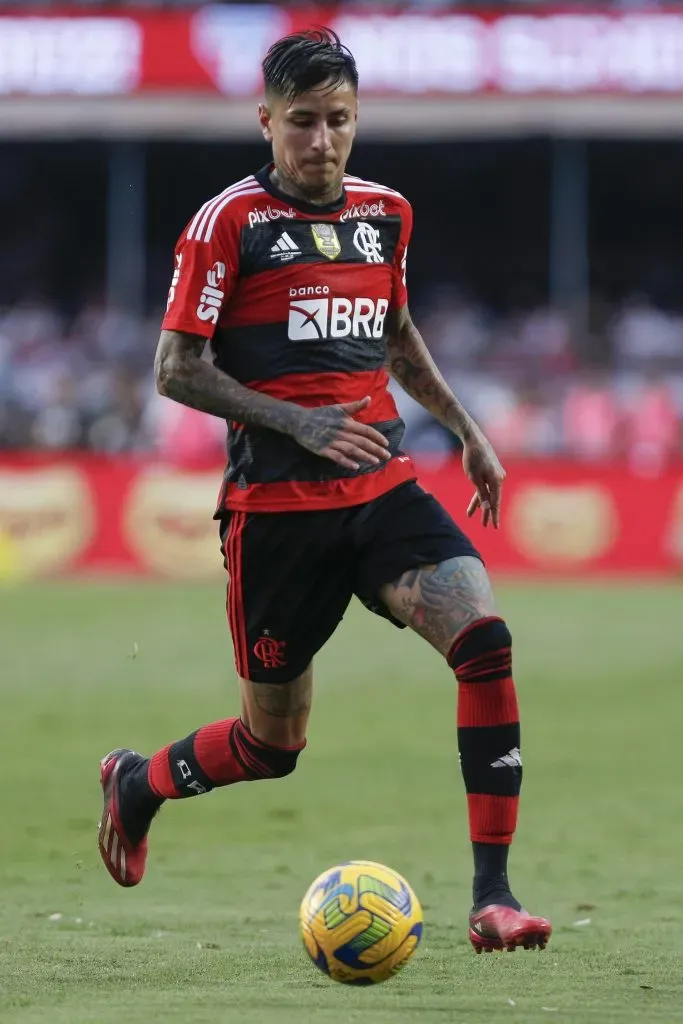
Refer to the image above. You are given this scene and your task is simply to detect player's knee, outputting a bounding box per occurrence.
[235,719,305,780]
[447,616,512,682]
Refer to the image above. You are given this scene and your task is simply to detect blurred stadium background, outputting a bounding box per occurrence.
[3,4,683,1024]
[3,1,683,575]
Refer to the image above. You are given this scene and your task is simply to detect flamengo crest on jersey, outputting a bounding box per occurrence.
[352,222,383,263]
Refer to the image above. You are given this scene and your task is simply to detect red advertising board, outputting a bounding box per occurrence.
[2,8,683,97]
[0,454,681,580]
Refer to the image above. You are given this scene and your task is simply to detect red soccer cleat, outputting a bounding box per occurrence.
[98,749,149,888]
[469,904,552,953]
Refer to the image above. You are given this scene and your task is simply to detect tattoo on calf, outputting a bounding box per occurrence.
[251,679,312,718]
[383,556,496,656]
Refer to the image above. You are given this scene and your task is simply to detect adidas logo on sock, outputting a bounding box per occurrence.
[270,231,301,261]
[490,747,522,769]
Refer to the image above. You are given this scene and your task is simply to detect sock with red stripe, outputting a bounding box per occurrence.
[118,719,305,843]
[448,616,522,911]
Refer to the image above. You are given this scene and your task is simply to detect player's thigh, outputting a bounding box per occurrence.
[353,482,495,657]
[239,663,312,747]
[379,555,496,658]
[219,507,352,704]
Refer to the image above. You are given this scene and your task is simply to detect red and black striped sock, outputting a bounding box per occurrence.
[119,719,305,843]
[147,718,305,798]
[448,616,522,910]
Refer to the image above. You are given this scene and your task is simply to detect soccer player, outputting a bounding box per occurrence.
[98,29,551,954]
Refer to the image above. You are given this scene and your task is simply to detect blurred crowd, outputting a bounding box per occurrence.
[1,290,681,471]
[396,287,683,473]
[0,0,670,8]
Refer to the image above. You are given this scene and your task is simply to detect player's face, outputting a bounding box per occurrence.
[259,82,358,198]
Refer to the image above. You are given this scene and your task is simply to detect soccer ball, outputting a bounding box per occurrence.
[299,860,423,985]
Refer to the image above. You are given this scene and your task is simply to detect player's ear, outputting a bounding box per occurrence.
[258,103,273,143]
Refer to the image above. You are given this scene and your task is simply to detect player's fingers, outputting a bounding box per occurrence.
[338,397,371,416]
[331,438,381,465]
[466,492,480,518]
[319,446,360,471]
[477,487,492,528]
[475,479,491,504]
[342,418,390,447]
[489,480,502,530]
[336,431,390,460]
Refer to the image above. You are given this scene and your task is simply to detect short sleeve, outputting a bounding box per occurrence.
[161,210,239,339]
[391,200,413,310]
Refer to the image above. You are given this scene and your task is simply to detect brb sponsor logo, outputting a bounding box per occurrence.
[248,205,296,228]
[196,261,226,325]
[288,293,389,342]
[340,200,386,221]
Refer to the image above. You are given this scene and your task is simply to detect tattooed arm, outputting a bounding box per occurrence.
[155,329,390,472]
[385,305,506,528]
[385,305,475,439]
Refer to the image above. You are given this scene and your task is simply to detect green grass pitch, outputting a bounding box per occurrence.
[1,579,683,1023]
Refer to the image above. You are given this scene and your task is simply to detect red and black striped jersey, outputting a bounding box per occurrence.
[161,163,416,513]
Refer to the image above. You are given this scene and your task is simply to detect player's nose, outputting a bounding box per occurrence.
[310,123,332,153]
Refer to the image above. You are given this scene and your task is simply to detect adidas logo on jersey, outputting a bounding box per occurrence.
[270,232,301,262]
[288,297,389,342]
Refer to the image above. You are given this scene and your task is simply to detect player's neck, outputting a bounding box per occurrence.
[269,166,344,207]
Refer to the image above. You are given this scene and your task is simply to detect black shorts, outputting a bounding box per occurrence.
[219,481,481,684]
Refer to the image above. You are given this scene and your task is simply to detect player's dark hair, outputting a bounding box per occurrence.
[262,28,358,102]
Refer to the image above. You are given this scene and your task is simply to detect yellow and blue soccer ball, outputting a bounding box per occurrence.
[299,860,423,985]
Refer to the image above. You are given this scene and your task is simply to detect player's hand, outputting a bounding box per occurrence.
[462,426,506,529]
[290,396,391,471]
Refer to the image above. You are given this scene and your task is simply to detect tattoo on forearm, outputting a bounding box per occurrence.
[155,330,301,435]
[251,679,312,718]
[155,330,358,456]
[380,556,496,657]
[385,308,473,441]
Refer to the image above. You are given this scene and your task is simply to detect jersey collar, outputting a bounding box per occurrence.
[254,164,347,216]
